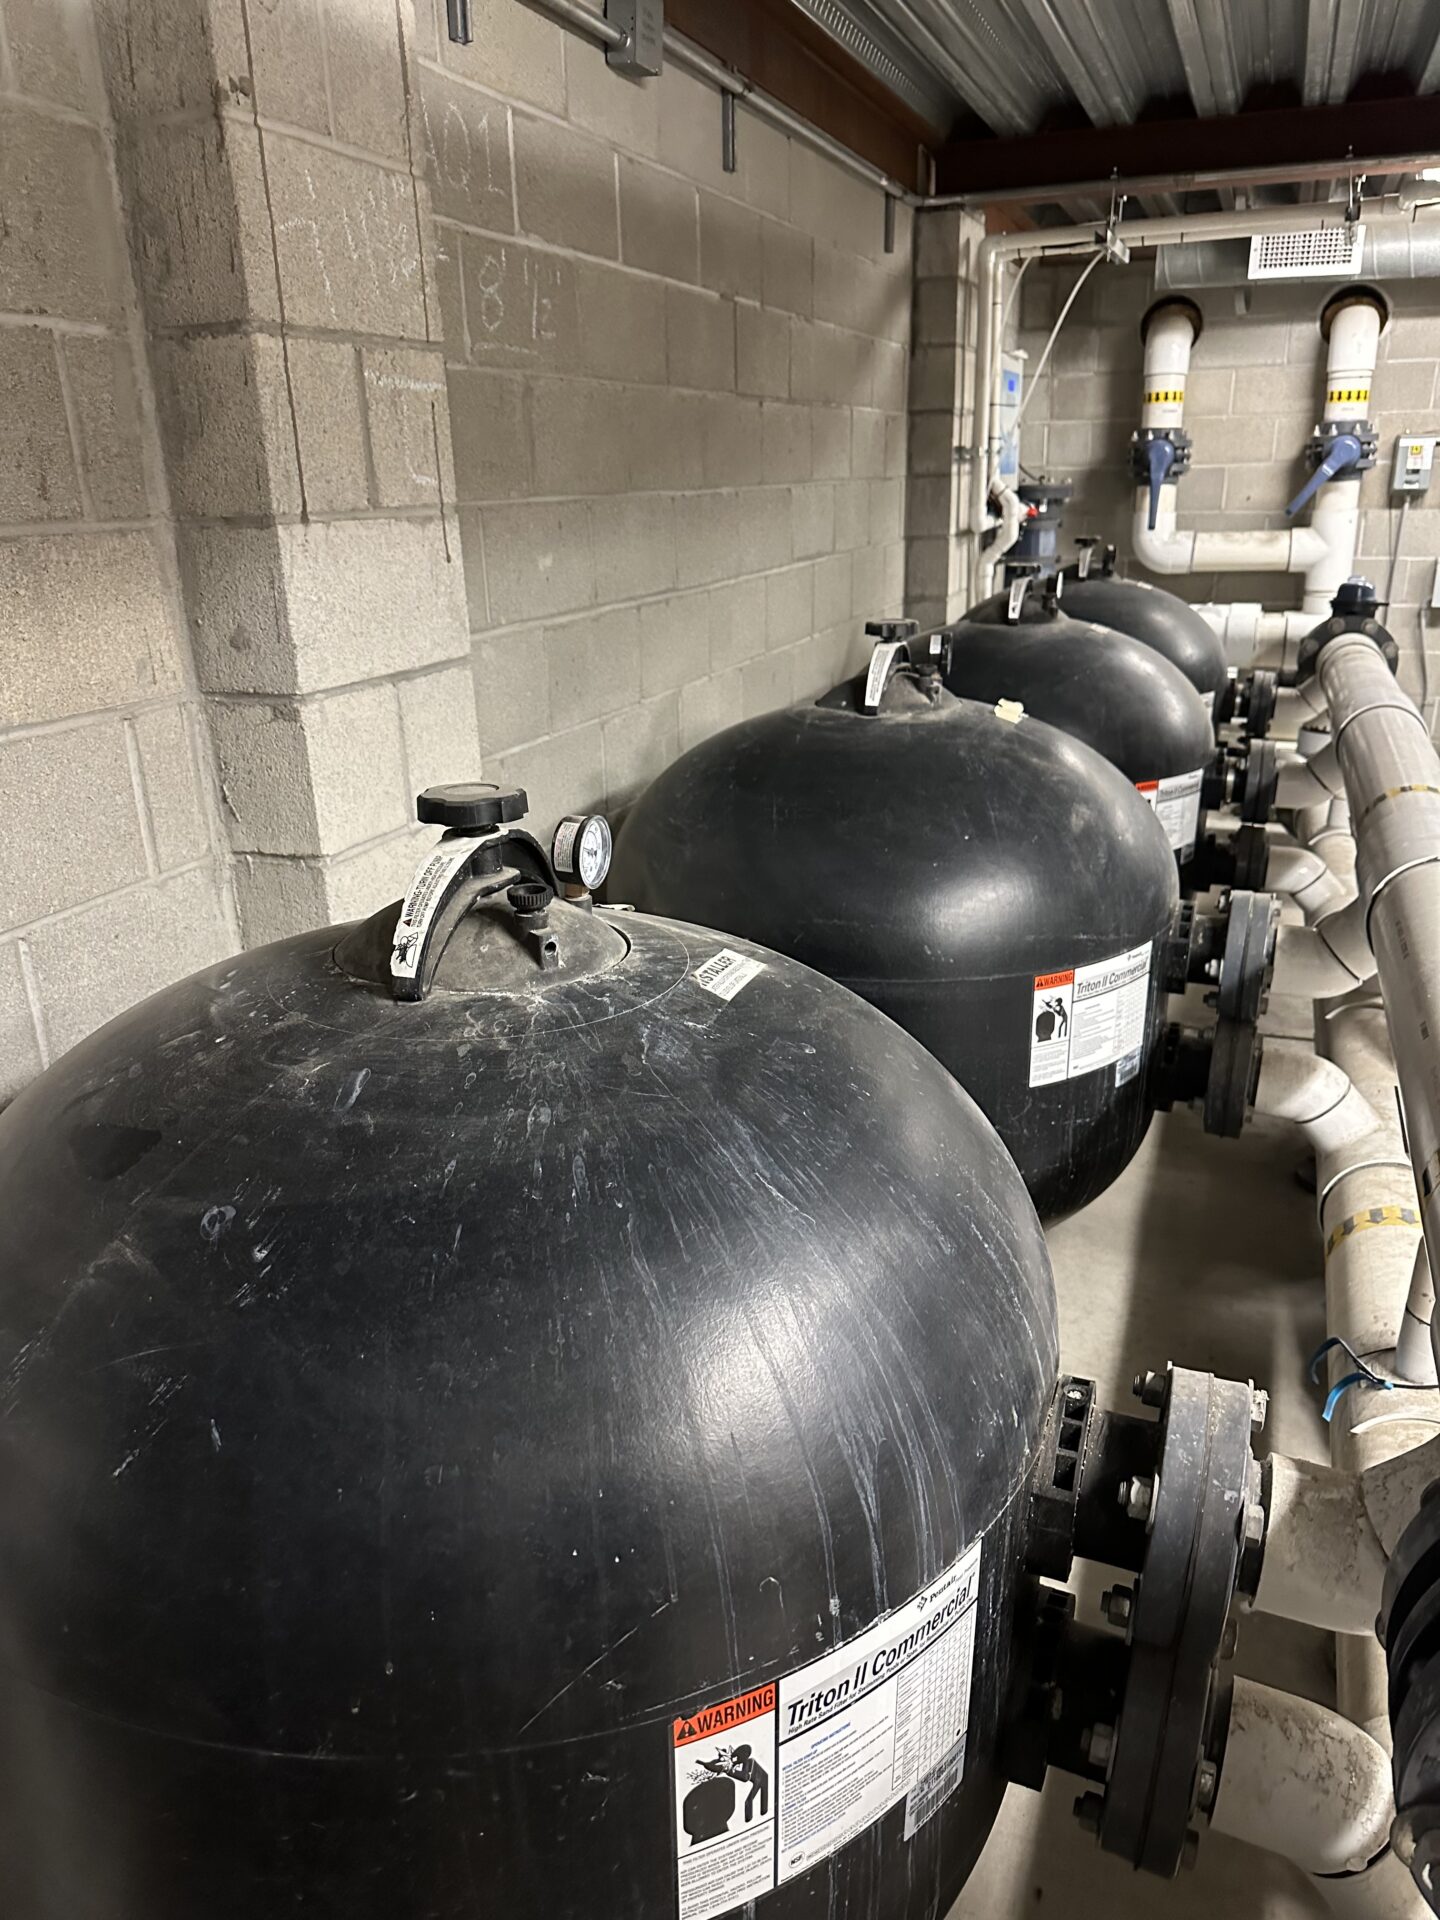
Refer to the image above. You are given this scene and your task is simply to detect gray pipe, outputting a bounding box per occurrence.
[1317,633,1440,1318]
[1156,212,1440,291]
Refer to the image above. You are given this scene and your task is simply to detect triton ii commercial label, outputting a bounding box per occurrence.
[1135,767,1205,860]
[1029,942,1152,1090]
[672,1541,983,1919]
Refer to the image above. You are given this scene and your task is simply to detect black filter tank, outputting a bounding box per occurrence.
[1061,547,1229,715]
[611,659,1181,1221]
[944,582,1215,869]
[0,784,1058,1920]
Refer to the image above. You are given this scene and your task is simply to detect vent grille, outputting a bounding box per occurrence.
[1248,225,1366,280]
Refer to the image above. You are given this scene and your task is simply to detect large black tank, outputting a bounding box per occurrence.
[944,585,1215,868]
[611,667,1180,1221]
[0,785,1057,1920]
[1061,565,1229,713]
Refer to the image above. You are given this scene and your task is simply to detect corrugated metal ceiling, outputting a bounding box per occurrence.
[790,0,1440,137]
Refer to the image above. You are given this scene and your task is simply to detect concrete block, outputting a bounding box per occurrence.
[905,534,950,603]
[667,285,736,392]
[733,488,792,573]
[2,531,185,729]
[1052,368,1132,424]
[1184,368,1234,415]
[480,499,594,625]
[0,721,148,927]
[1385,313,1440,363]
[436,0,565,112]
[736,303,790,399]
[737,110,789,222]
[833,478,869,551]
[741,648,792,718]
[0,105,122,325]
[869,478,903,546]
[765,564,813,651]
[911,276,961,349]
[1193,319,1290,368]
[813,551,850,631]
[760,218,812,318]
[0,328,81,521]
[914,209,962,282]
[707,575,767,671]
[92,0,238,118]
[1375,359,1439,412]
[590,492,677,603]
[657,65,733,199]
[907,411,956,478]
[1232,363,1322,419]
[398,663,481,794]
[566,37,659,155]
[321,0,408,160]
[514,112,618,260]
[678,667,743,752]
[134,703,209,872]
[577,263,667,385]
[232,828,422,946]
[625,387,706,492]
[5,0,94,110]
[884,411,907,480]
[903,475,951,542]
[546,607,641,730]
[812,406,851,479]
[619,157,698,281]
[0,940,43,1107]
[639,590,711,696]
[791,482,835,560]
[851,408,887,479]
[699,191,761,301]
[603,691,678,810]
[433,227,467,362]
[266,133,426,337]
[363,348,453,507]
[60,336,148,521]
[182,517,468,694]
[153,332,301,519]
[419,66,516,233]
[449,368,532,502]
[1045,419,1096,470]
[851,543,891,622]
[287,338,370,513]
[491,723,606,841]
[701,394,764,489]
[673,490,741,589]
[788,141,881,262]
[27,864,234,1060]
[871,337,908,413]
[761,403,811,483]
[909,346,958,414]
[531,377,632,495]
[211,682,408,857]
[473,625,551,754]
[1019,422,1047,472]
[461,234,580,372]
[123,118,277,329]
[240,0,329,134]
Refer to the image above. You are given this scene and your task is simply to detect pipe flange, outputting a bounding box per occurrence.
[1297,610,1399,684]
[1234,669,1277,741]
[1380,1488,1440,1911]
[1236,740,1278,824]
[1141,295,1204,347]
[1204,1017,1261,1139]
[1130,426,1193,486]
[1217,890,1278,1027]
[1305,418,1378,473]
[1098,1366,1256,1877]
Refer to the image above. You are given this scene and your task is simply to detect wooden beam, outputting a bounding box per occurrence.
[936,91,1440,200]
[665,0,938,193]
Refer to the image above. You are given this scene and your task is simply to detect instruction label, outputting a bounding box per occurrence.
[863,641,906,711]
[1136,767,1205,860]
[389,831,494,982]
[1029,941,1152,1089]
[673,1542,983,1920]
[694,948,766,1002]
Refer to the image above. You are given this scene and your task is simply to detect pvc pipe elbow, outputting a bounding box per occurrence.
[1270,910,1375,999]
[1276,741,1343,806]
[1253,1454,1386,1636]
[1252,1041,1382,1148]
[1264,839,1352,920]
[1210,1677,1395,1876]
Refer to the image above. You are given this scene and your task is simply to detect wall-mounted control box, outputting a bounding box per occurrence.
[606,0,664,75]
[1392,435,1438,494]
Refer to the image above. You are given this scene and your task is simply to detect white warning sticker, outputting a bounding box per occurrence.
[863,640,906,711]
[1029,942,1152,1089]
[1136,766,1205,860]
[672,1543,983,1920]
[389,831,494,982]
[693,948,766,1002]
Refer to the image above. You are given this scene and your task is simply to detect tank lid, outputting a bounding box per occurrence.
[335,783,627,998]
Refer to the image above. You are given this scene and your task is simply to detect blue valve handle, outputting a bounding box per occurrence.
[1285,433,1363,517]
[1144,437,1176,530]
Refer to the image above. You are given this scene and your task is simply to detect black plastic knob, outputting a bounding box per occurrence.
[507,882,553,917]
[1332,576,1378,616]
[864,619,919,643]
[416,783,528,831]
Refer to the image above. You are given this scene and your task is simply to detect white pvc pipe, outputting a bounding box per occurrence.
[1252,1042,1382,1154]
[1140,304,1193,430]
[1255,1452,1388,1635]
[1397,1240,1439,1387]
[1276,740,1344,806]
[1270,903,1375,998]
[1211,1678,1396,1878]
[1135,483,1329,576]
[1265,837,1352,919]
[1301,301,1383,616]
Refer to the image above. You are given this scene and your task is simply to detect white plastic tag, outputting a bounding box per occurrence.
[862,641,906,712]
[390,832,495,981]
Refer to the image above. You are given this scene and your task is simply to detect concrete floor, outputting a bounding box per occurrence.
[954,1102,1336,1919]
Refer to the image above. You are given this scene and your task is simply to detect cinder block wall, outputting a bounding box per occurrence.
[415,0,912,830]
[1011,256,1440,724]
[0,0,236,1105]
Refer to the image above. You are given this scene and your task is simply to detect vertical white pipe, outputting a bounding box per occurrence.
[1302,301,1382,614]
[1140,305,1194,430]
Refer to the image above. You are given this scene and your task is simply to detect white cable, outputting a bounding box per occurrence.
[993,252,1104,494]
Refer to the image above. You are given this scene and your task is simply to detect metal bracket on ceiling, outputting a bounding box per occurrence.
[1346,161,1367,224]
[1100,181,1132,265]
[884,192,897,254]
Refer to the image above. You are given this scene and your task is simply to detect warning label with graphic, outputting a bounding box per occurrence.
[672,1544,984,1920]
[1028,942,1152,1089]
[1136,766,1205,859]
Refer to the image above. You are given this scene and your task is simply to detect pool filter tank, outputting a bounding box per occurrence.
[1061,539,1229,714]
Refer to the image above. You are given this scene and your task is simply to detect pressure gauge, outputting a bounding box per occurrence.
[552,812,612,892]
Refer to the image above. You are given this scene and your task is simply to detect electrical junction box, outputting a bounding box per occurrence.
[997,351,1024,486]
[606,0,663,75]
[1393,435,1438,494]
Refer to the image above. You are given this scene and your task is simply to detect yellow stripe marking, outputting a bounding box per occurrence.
[1325,1204,1420,1258]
